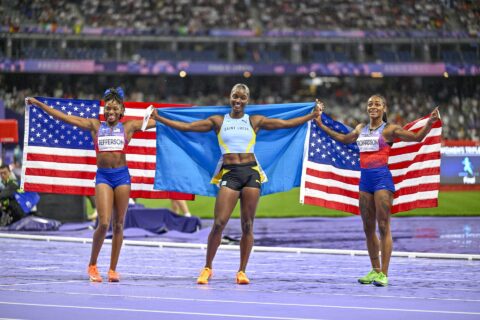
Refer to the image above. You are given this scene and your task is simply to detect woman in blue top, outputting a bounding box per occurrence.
[153,83,319,285]
[27,88,157,283]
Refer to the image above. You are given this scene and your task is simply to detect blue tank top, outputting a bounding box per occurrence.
[218,113,256,154]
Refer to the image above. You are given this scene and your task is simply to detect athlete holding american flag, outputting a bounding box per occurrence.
[26,88,158,283]
[314,95,440,287]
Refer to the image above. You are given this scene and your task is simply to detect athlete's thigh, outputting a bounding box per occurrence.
[239,187,260,220]
[112,184,131,223]
[214,186,240,222]
[95,184,114,224]
[373,189,393,220]
[359,191,375,221]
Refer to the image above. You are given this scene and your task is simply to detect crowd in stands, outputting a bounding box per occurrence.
[258,0,448,32]
[3,0,254,35]
[3,0,479,35]
[1,1,478,140]
[1,74,478,141]
[2,1,478,64]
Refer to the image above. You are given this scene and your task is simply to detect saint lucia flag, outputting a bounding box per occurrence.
[154,102,315,196]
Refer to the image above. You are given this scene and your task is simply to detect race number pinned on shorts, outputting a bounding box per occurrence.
[141,105,155,131]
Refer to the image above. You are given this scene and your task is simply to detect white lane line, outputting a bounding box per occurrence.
[2,283,480,304]
[21,267,60,271]
[1,299,479,316]
[0,281,83,287]
[0,302,325,320]
[1,234,479,260]
[114,281,480,300]
[3,249,480,271]
[49,254,78,257]
[164,283,480,302]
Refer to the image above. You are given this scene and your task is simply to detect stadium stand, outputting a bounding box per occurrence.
[0,0,479,141]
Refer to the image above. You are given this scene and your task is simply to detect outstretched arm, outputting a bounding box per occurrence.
[314,99,361,144]
[386,107,440,142]
[26,97,98,131]
[123,117,157,140]
[124,118,157,133]
[151,109,219,132]
[252,104,320,131]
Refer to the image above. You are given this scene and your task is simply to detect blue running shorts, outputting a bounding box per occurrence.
[95,166,131,189]
[359,165,395,194]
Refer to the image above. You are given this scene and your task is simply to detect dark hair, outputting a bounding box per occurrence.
[0,164,10,171]
[370,94,388,123]
[103,87,125,104]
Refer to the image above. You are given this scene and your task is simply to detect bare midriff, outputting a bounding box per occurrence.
[96,152,127,168]
[223,153,256,165]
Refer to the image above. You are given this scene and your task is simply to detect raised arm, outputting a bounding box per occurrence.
[26,97,98,131]
[314,99,361,144]
[251,104,320,131]
[151,109,220,132]
[385,107,440,142]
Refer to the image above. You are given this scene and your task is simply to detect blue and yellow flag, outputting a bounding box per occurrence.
[153,102,315,196]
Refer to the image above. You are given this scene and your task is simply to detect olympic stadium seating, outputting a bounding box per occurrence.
[0,1,478,141]
[4,0,478,34]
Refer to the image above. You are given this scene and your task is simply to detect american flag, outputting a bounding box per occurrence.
[300,114,442,214]
[22,97,194,200]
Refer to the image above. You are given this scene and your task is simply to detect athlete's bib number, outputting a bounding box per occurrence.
[97,136,125,152]
[357,135,380,152]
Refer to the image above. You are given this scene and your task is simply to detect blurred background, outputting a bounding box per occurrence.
[0,0,479,218]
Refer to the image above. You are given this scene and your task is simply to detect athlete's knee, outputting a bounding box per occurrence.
[377,219,390,238]
[241,219,254,234]
[362,219,376,235]
[112,221,124,234]
[96,222,109,234]
[212,218,228,234]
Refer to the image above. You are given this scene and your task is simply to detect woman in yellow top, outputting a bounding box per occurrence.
[153,83,319,285]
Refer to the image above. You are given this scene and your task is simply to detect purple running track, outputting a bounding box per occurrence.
[0,238,479,320]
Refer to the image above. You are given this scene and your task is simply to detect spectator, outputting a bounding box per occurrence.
[171,199,192,217]
[0,164,25,226]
